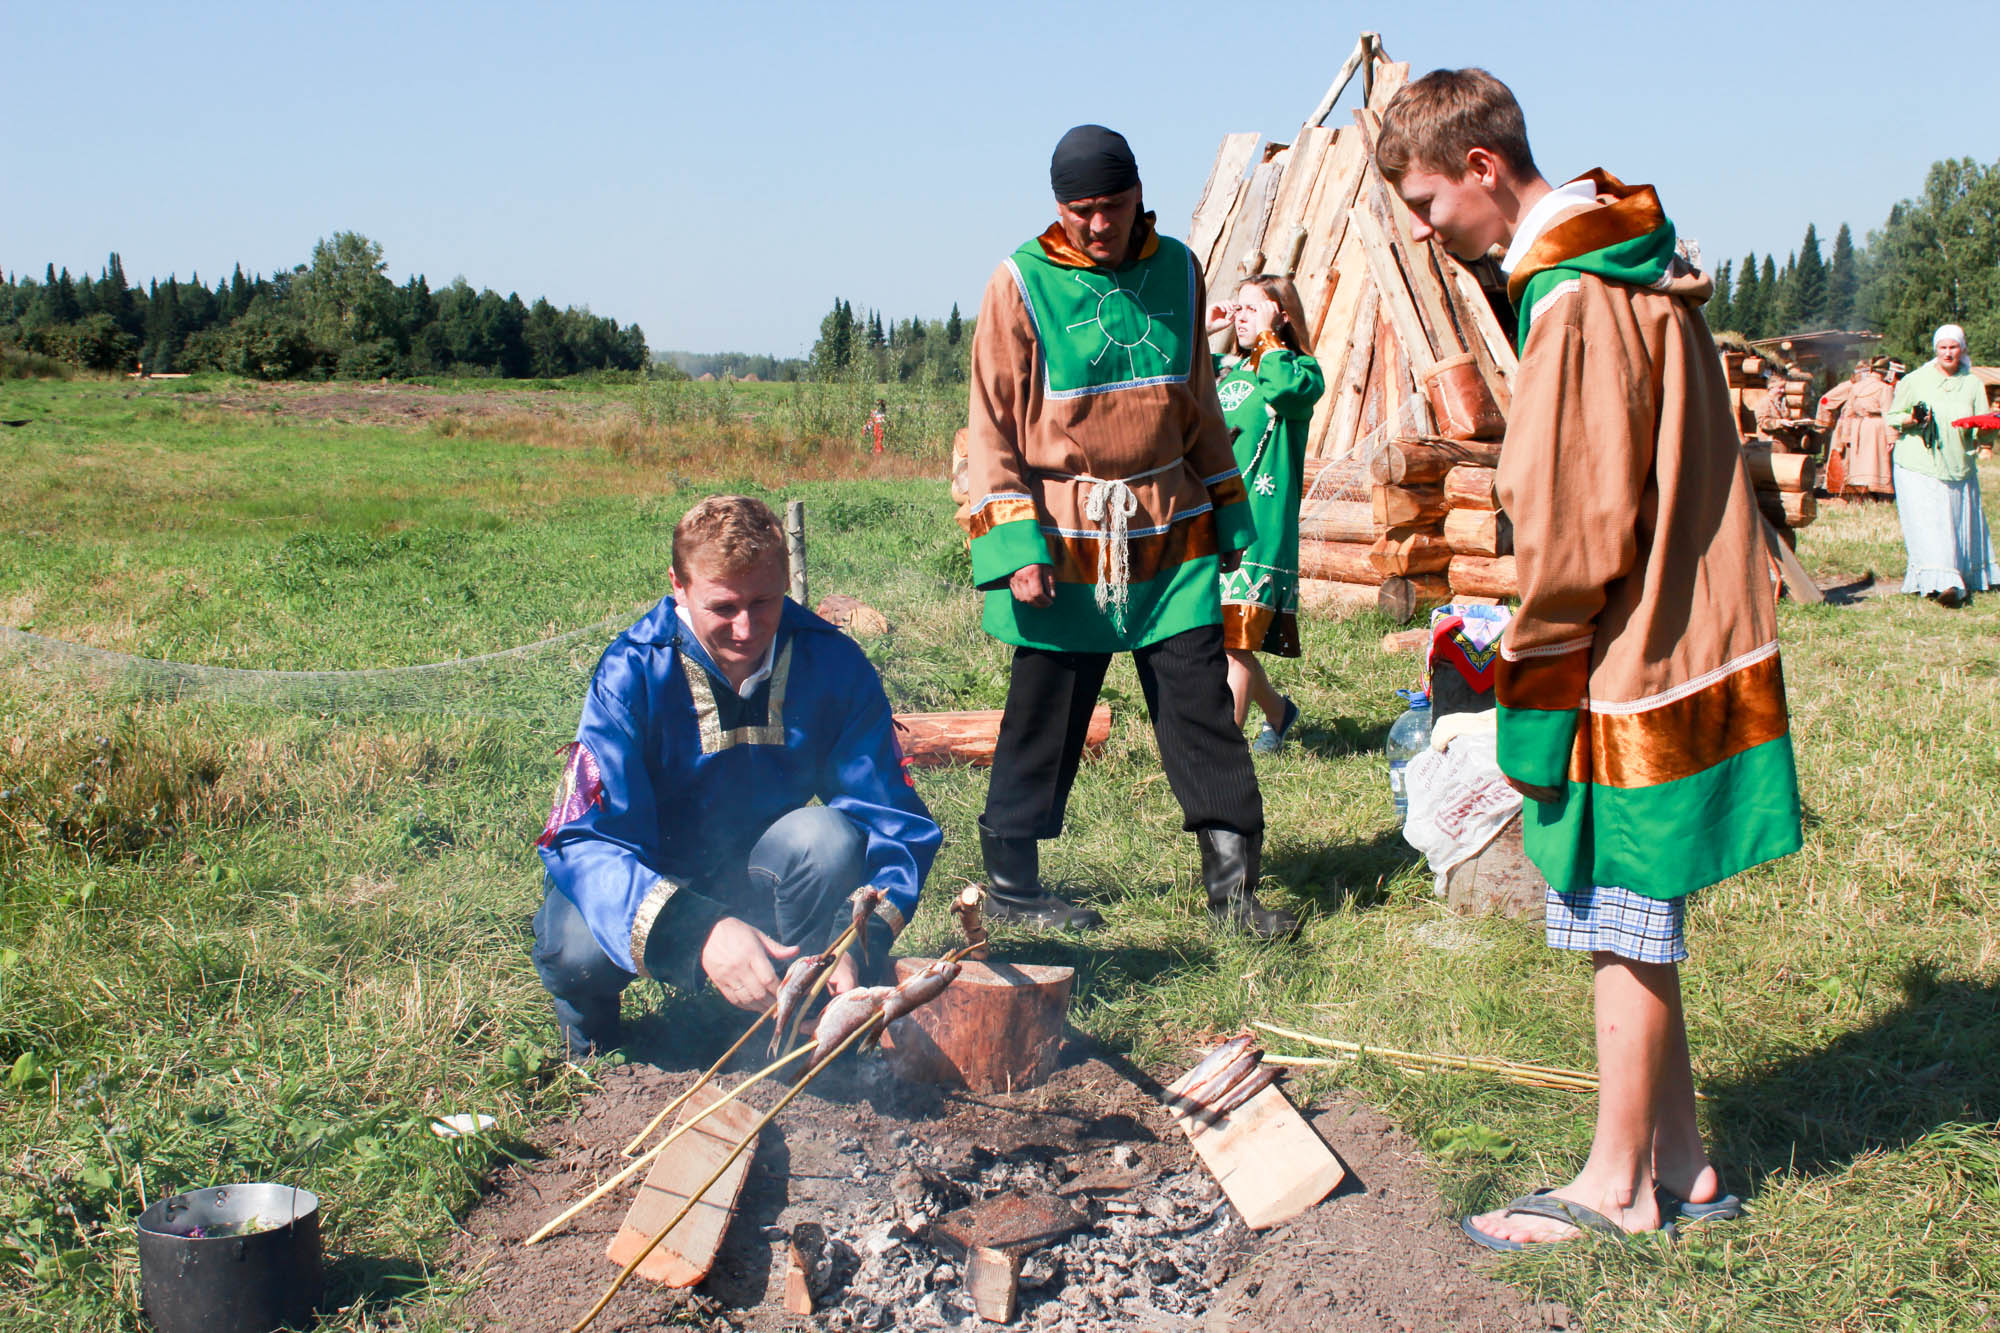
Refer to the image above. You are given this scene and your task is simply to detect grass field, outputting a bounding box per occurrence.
[2,374,1996,1331]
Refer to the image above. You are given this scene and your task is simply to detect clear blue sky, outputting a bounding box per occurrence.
[3,0,1981,357]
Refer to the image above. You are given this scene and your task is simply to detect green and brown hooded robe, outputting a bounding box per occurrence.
[1497,170,1803,899]
[965,217,1254,653]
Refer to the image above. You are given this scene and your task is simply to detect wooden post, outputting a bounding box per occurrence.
[785,500,807,605]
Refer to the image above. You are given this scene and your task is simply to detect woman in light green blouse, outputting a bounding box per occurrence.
[1886,324,1997,605]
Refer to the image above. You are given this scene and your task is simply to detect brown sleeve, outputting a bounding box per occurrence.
[1497,278,1655,672]
[964,263,1052,585]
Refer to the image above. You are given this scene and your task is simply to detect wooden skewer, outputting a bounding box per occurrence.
[1253,1022,1710,1101]
[567,1011,890,1333]
[619,916,865,1159]
[528,1043,813,1246]
[1262,1052,1599,1090]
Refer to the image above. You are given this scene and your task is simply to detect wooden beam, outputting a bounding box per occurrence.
[1442,464,1499,510]
[1189,133,1261,273]
[1446,554,1519,600]
[1298,537,1385,585]
[1368,436,1505,486]
[1372,483,1448,528]
[1297,499,1380,545]
[1760,512,1826,605]
[1443,507,1512,557]
[893,706,1110,769]
[1367,527,1455,576]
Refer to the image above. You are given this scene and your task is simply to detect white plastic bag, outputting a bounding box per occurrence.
[1401,726,1521,894]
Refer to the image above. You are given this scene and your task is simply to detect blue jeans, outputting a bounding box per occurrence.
[531,805,866,1056]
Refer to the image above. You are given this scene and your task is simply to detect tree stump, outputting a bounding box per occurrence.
[881,958,1073,1093]
[1442,813,1546,920]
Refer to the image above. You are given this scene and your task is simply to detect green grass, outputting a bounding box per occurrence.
[2,376,1997,1331]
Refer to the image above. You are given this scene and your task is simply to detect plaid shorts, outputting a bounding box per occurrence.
[1545,883,1688,964]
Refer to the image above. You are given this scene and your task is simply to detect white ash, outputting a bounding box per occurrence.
[806,1136,1239,1330]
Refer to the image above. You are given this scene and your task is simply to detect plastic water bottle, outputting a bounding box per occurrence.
[1386,689,1433,817]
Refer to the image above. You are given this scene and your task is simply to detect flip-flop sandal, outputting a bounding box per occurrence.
[1657,1188,1744,1223]
[1462,1191,1676,1252]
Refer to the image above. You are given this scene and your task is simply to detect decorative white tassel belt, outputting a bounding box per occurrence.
[1041,460,1181,626]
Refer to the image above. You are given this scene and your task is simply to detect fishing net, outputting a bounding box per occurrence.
[0,613,636,729]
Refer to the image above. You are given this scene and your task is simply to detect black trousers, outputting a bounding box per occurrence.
[982,623,1263,841]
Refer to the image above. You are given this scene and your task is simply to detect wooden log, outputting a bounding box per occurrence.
[966,1247,1022,1324]
[1756,488,1817,529]
[1742,443,1817,492]
[881,958,1074,1094]
[1376,572,1451,624]
[1351,176,1439,377]
[1296,576,1382,617]
[1296,499,1380,544]
[1443,507,1512,557]
[1760,512,1825,604]
[1372,483,1449,528]
[1381,627,1430,655]
[1442,464,1499,510]
[1211,155,1285,296]
[1367,527,1454,576]
[1307,280,1377,461]
[1447,554,1519,600]
[1298,537,1386,585]
[892,706,1110,768]
[1368,436,1505,486]
[1443,813,1546,920]
[783,1243,815,1316]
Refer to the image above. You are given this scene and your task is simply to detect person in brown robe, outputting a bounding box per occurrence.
[1839,361,1896,496]
[1380,67,1800,1251]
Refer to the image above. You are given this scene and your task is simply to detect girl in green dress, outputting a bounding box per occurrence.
[1205,275,1325,752]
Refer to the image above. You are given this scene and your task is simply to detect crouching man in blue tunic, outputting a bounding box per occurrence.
[532,494,942,1057]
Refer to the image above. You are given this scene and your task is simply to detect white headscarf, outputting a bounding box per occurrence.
[1933,323,1968,353]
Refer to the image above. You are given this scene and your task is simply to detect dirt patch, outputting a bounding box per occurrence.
[453,1022,1556,1332]
[184,382,591,430]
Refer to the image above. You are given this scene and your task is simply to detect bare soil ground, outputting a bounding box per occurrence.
[186,381,590,428]
[453,1018,1562,1333]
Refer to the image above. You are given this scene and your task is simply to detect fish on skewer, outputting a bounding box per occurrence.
[1171,1046,1262,1111]
[810,985,894,1064]
[950,886,989,961]
[881,958,959,1025]
[770,952,837,1056]
[849,885,886,978]
[1167,1032,1254,1106]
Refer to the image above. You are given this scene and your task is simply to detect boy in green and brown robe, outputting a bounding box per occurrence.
[1383,70,1801,1249]
[963,124,1293,938]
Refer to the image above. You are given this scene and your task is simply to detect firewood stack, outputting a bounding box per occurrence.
[1191,36,1522,623]
[1743,441,1818,540]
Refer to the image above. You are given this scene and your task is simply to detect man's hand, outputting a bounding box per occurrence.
[1010,563,1056,607]
[825,950,861,996]
[1218,548,1243,574]
[700,917,798,1012]
[1504,775,1562,804]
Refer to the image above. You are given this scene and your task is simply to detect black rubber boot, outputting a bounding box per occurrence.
[1199,828,1298,938]
[980,823,1105,931]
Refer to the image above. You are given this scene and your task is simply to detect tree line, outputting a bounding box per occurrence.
[1705,155,1998,365]
[810,298,972,383]
[0,231,648,379]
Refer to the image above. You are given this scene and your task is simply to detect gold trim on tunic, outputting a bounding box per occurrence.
[682,642,793,754]
[629,875,678,979]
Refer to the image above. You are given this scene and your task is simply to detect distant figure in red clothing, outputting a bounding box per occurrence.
[866,399,888,455]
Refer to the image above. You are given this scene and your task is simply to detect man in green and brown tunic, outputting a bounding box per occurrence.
[964,124,1293,937]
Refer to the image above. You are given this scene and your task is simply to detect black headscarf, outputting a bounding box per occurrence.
[1050,125,1139,203]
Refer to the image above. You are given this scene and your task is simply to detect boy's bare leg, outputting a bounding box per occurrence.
[1651,982,1722,1206]
[1467,954,1682,1243]
[1225,647,1284,729]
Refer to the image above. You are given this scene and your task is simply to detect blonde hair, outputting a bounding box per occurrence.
[1239,275,1314,356]
[672,494,786,581]
[1377,67,1537,184]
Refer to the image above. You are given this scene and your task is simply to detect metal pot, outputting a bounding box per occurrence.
[136,1182,322,1333]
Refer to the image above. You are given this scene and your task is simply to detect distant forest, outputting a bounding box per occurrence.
[0,231,647,379]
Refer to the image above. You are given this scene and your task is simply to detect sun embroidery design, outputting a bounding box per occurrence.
[1217,377,1254,413]
[1065,266,1176,380]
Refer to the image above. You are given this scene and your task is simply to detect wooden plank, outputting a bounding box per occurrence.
[1297,126,1370,339]
[1351,181,1438,378]
[1308,280,1377,460]
[1264,126,1334,258]
[1442,251,1519,383]
[1164,1066,1346,1231]
[1359,152,1462,362]
[1189,133,1261,273]
[606,1082,762,1286]
[966,1246,1021,1324]
[1760,512,1826,604]
[1212,155,1287,290]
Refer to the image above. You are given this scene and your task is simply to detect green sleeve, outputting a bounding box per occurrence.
[970,518,1051,589]
[1497,705,1579,791]
[1256,350,1325,416]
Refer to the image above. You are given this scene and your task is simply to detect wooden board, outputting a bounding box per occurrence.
[606,1082,762,1286]
[1189,133,1261,273]
[1164,1068,1346,1230]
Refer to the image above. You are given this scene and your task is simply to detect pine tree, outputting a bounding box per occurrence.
[1757,255,1778,337]
[946,302,963,345]
[1708,260,1734,333]
[1825,223,1859,329]
[1794,224,1827,329]
[1774,252,1802,333]
[1735,253,1762,337]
